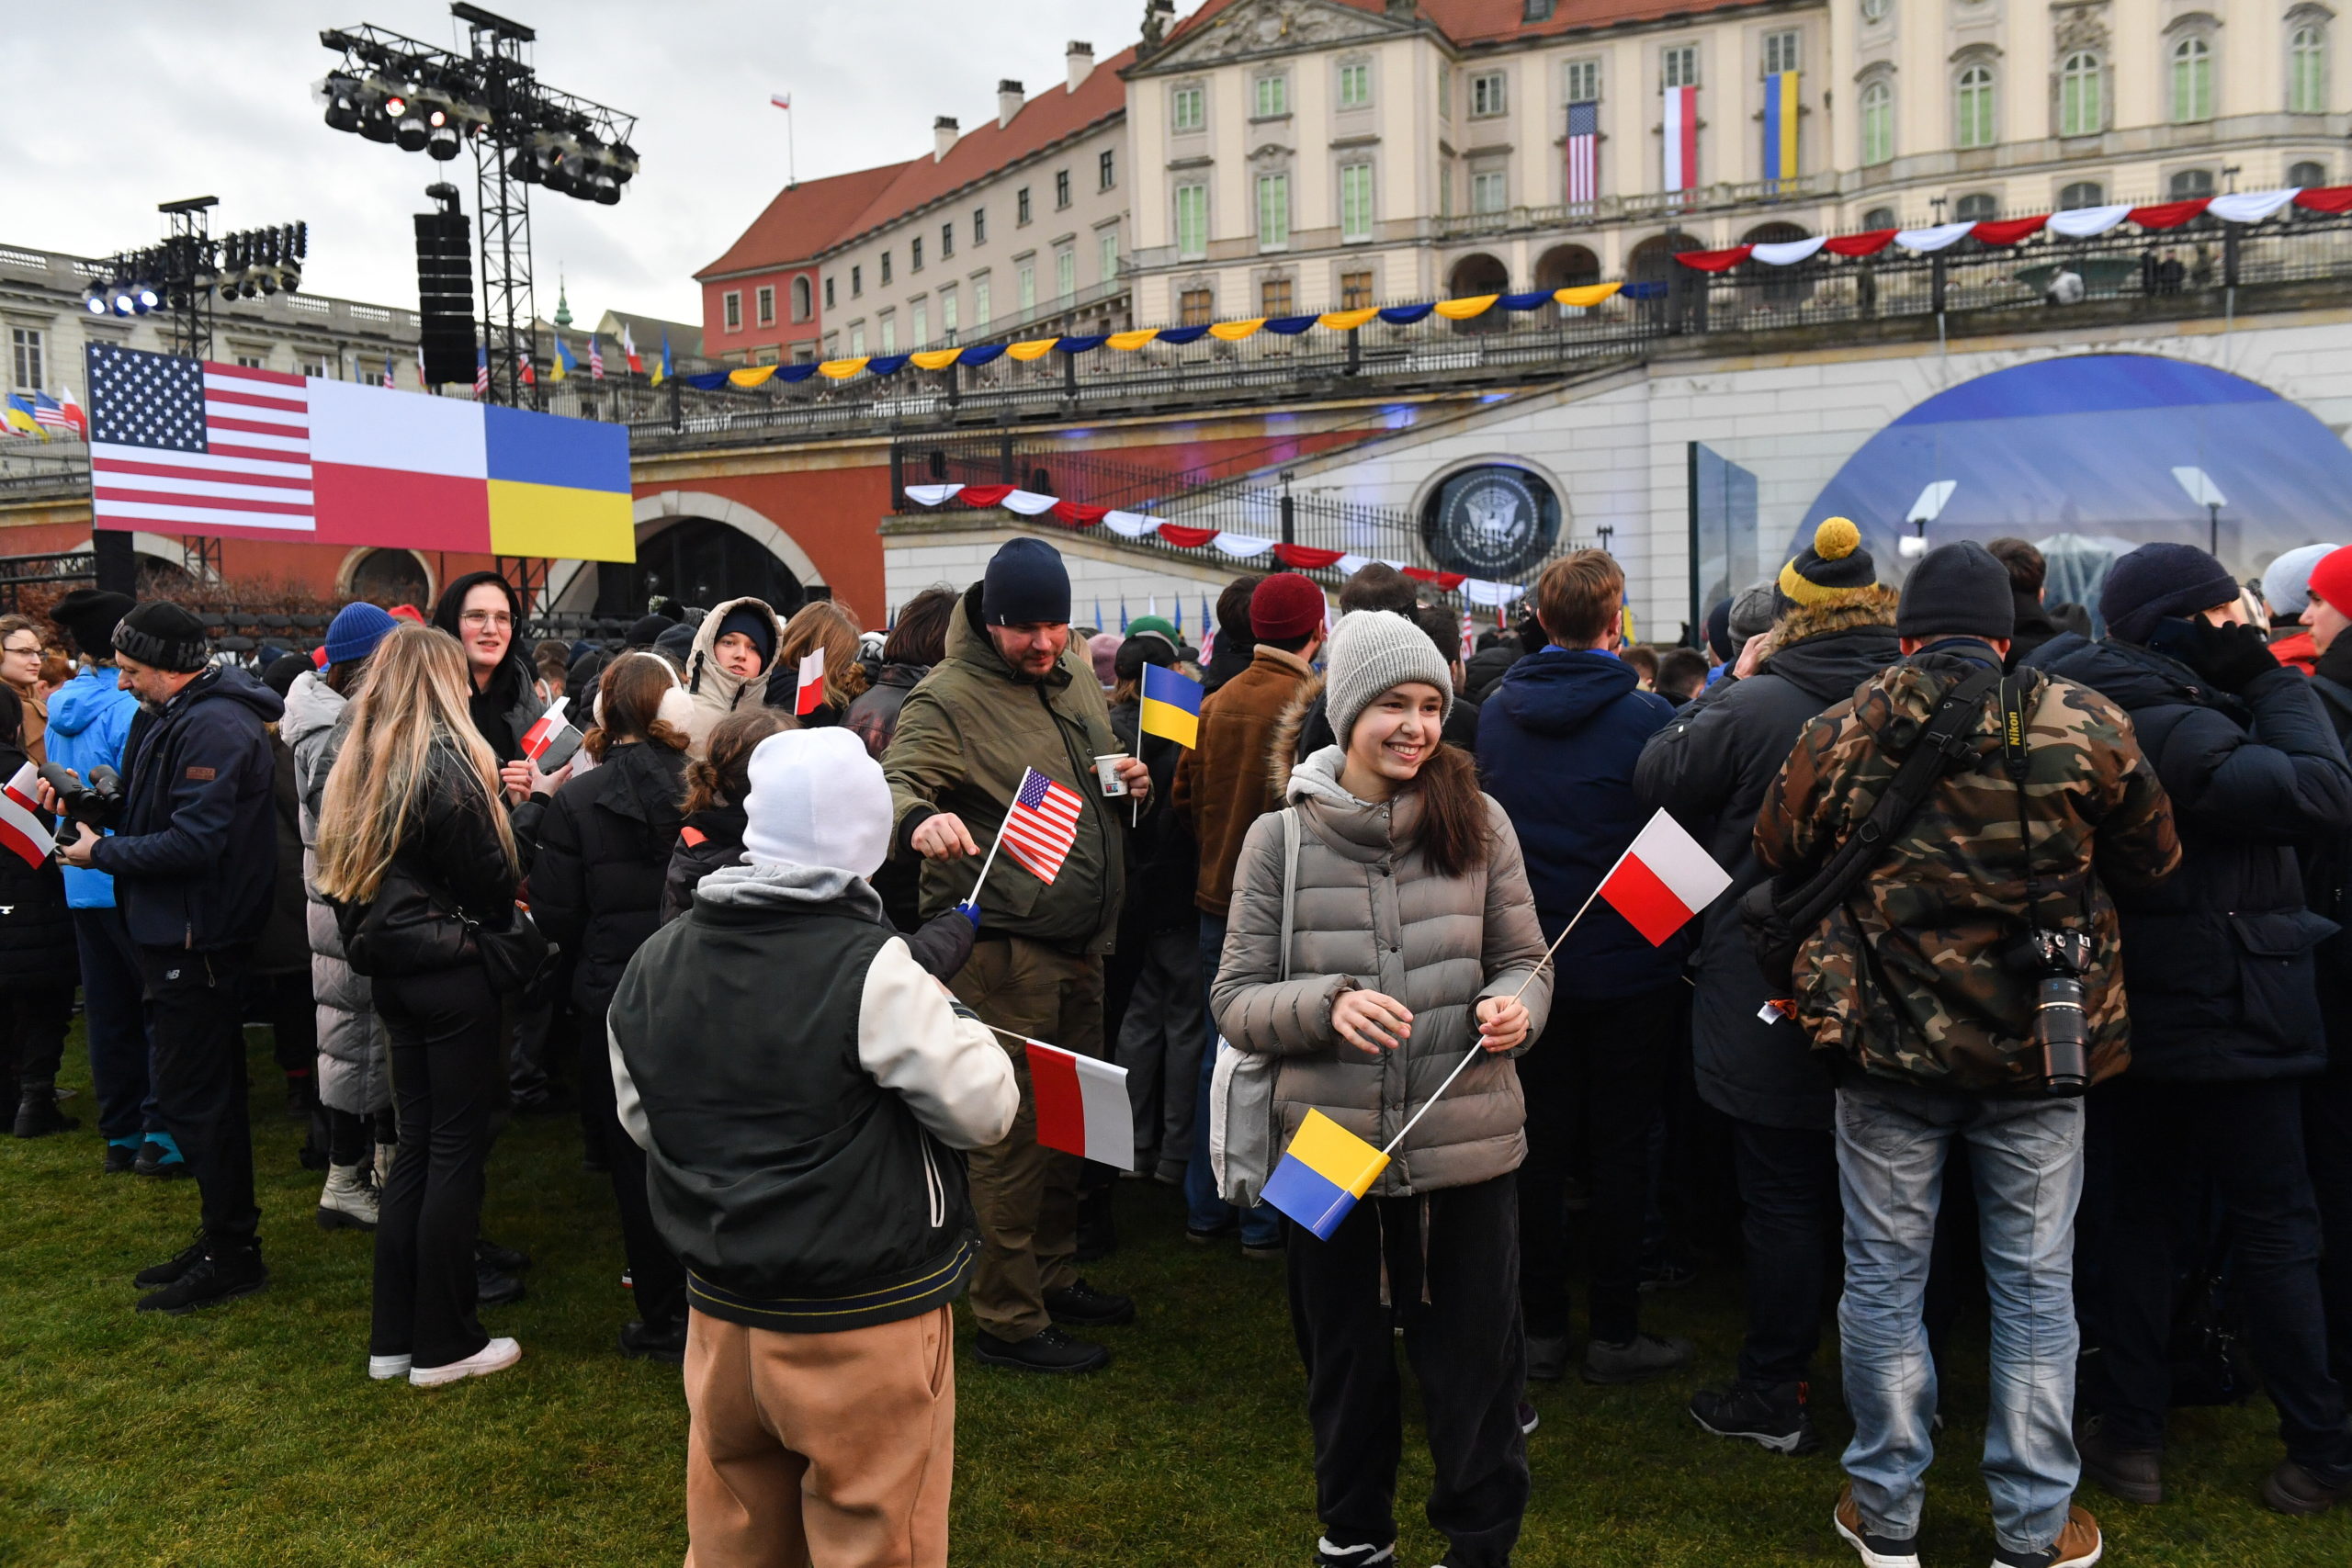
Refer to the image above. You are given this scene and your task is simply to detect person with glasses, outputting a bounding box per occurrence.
[428,573,550,804]
[0,615,53,768]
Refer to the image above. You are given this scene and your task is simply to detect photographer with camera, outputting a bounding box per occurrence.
[1757,543,2178,1568]
[39,600,283,1315]
[2031,543,2352,1516]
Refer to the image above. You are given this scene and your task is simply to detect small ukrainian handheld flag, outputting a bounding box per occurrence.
[1262,1110,1390,1240]
[1138,663,1203,749]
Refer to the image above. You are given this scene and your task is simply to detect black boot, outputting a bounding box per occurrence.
[137,1238,268,1315]
[1688,1379,1822,1455]
[14,1085,78,1138]
[619,1317,688,1364]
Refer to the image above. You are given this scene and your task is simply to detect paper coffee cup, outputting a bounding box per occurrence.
[1093,752,1131,796]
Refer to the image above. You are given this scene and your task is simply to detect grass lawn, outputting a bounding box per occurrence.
[2,1026,2347,1567]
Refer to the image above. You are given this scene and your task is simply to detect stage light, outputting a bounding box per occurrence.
[136,286,160,310]
[85,292,107,315]
[318,73,364,133]
[396,110,430,152]
[427,123,460,160]
[384,93,408,117]
[277,262,302,293]
[607,141,638,186]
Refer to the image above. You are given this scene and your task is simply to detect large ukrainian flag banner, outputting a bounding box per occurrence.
[483,404,634,560]
[1763,71,1800,186]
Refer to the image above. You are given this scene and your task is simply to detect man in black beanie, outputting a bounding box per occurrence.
[2030,544,2352,1515]
[38,599,284,1314]
[883,536,1151,1374]
[1756,540,2178,1568]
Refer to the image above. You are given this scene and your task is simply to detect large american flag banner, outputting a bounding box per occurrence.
[87,345,313,532]
[1566,99,1600,204]
[1000,766,1085,885]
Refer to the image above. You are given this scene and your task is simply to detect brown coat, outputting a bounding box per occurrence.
[1172,644,1317,917]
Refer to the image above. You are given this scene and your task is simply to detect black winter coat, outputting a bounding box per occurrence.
[528,740,688,1013]
[0,737,74,987]
[662,803,745,926]
[252,735,311,975]
[1633,591,1902,1129]
[431,570,546,763]
[1108,697,1200,934]
[2301,636,2352,1058]
[337,744,521,978]
[93,664,283,952]
[844,662,930,761]
[2029,632,2352,1081]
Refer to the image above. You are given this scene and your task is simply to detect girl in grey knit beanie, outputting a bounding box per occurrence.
[1323,610,1455,746]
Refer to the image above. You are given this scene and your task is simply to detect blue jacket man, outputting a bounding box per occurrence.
[42,590,165,1171]
[54,600,282,1315]
[1476,548,1692,1390]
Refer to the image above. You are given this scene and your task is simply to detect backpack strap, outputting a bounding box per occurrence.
[1770,665,2004,943]
[1278,807,1300,984]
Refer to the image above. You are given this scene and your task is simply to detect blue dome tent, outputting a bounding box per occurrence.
[1795,355,2352,604]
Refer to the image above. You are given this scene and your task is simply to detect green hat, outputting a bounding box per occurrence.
[1125,615,1178,648]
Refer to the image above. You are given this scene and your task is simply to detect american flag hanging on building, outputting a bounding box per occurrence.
[1566,99,1600,205]
[86,345,314,533]
[474,345,490,396]
[1000,767,1085,885]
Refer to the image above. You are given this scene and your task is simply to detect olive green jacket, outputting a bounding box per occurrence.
[883,584,1131,955]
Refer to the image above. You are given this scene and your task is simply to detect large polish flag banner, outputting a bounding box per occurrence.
[1662,85,1698,194]
[87,344,635,561]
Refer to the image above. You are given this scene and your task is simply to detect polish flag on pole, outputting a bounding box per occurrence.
[1025,1040,1134,1169]
[794,646,826,715]
[1596,808,1733,945]
[518,697,582,771]
[1,763,58,871]
[620,323,642,375]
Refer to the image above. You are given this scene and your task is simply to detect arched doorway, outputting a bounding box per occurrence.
[1446,253,1511,334]
[599,517,806,618]
[345,547,432,607]
[1738,221,1815,310]
[1626,231,1707,330]
[1534,244,1601,324]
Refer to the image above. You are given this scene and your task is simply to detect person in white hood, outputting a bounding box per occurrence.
[606,727,1016,1568]
[678,596,786,753]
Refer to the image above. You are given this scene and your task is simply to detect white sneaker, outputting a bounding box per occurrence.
[368,1353,412,1381]
[409,1337,521,1388]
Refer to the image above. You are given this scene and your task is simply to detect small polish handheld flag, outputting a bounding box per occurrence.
[1025,1041,1134,1169]
[1001,767,1083,885]
[1262,1108,1389,1240]
[794,646,826,716]
[1,763,59,871]
[1597,808,1734,945]
[518,697,582,772]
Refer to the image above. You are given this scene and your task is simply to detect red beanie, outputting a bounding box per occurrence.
[1250,572,1328,640]
[2307,545,2352,616]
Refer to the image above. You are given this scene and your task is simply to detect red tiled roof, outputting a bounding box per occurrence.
[831,44,1139,246]
[696,161,915,280]
[1162,0,1761,52]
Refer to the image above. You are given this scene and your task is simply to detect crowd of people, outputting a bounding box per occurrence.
[6,516,2352,1568]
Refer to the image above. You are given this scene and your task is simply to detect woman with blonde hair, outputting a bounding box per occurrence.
[316,623,522,1388]
[526,649,696,1361]
[767,599,868,728]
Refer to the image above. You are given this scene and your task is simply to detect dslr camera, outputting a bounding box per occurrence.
[38,762,125,830]
[2025,928,2093,1098]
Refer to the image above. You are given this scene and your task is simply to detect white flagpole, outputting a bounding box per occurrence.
[1376,847,1631,1159]
[957,770,1028,915]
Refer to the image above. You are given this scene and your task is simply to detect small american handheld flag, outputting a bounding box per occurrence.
[1566,99,1600,205]
[1000,767,1084,885]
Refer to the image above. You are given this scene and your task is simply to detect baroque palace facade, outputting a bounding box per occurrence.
[703,0,2351,355]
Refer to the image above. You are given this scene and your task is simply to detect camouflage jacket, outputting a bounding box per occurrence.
[1755,645,2180,1095]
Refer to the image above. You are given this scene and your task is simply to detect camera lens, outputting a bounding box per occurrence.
[2037,976,2090,1098]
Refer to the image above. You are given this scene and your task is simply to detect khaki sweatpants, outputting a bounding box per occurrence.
[951,934,1104,1341]
[682,1305,956,1568]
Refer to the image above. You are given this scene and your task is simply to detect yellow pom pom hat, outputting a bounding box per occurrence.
[1777,517,1879,606]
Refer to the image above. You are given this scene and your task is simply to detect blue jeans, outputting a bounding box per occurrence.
[1835,1082,2084,1557]
[74,905,162,1142]
[1184,911,1279,1247]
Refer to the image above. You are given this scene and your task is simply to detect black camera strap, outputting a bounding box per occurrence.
[1998,674,2041,915]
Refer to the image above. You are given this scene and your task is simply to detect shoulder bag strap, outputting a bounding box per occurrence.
[1279,807,1300,983]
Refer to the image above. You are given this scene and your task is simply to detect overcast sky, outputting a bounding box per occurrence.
[5,0,1176,328]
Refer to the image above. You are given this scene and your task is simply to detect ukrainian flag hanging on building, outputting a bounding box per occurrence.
[1763,71,1800,188]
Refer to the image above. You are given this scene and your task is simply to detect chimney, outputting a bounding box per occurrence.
[997,79,1025,129]
[1066,40,1095,93]
[933,115,959,162]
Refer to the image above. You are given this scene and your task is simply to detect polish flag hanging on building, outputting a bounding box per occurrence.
[794,646,826,715]
[619,323,642,375]
[1,764,58,871]
[1596,808,1732,945]
[1662,85,1698,195]
[1026,1040,1134,1169]
[519,696,582,771]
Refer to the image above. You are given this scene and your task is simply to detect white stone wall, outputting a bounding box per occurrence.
[883,518,1303,637]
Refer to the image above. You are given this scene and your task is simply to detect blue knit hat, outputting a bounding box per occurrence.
[2099,543,2239,646]
[323,602,399,667]
[980,537,1071,626]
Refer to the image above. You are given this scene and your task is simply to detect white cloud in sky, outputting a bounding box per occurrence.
[2,0,1164,328]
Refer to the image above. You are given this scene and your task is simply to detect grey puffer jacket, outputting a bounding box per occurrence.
[1211,746,1552,1197]
[282,670,390,1116]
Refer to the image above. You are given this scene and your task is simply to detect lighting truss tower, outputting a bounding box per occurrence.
[157,197,219,362]
[317,4,639,408]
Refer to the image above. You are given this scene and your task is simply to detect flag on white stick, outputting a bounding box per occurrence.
[795,647,826,716]
[1,763,58,871]
[1596,809,1734,946]
[1025,1040,1134,1169]
[519,697,582,771]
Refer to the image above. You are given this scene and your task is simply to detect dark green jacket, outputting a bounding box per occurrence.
[883,584,1131,955]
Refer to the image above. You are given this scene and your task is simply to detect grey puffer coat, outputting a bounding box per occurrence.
[281,671,390,1116]
[1211,746,1552,1197]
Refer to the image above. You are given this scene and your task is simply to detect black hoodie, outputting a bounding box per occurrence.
[93,663,285,951]
[431,570,544,762]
